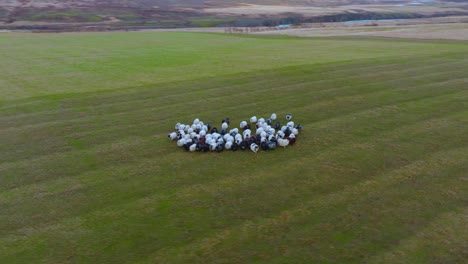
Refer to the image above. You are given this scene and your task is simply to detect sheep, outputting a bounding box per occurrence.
[250,143,259,153]
[198,143,209,152]
[222,118,230,125]
[168,132,177,141]
[216,143,225,152]
[267,140,277,150]
[289,134,296,145]
[231,142,239,151]
[256,127,264,135]
[250,116,257,123]
[177,138,186,147]
[169,113,300,154]
[229,128,239,135]
[190,132,197,139]
[274,121,281,130]
[277,138,289,147]
[243,129,251,139]
[189,144,197,152]
[276,130,285,139]
[292,128,299,136]
[209,143,217,151]
[240,121,247,129]
[267,134,275,142]
[225,141,233,150]
[239,141,247,150]
[183,142,191,151]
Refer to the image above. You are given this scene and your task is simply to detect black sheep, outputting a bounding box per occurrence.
[274,121,281,130]
[231,142,239,151]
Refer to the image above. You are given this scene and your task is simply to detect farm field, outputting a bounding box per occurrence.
[0,32,467,263]
[255,20,468,40]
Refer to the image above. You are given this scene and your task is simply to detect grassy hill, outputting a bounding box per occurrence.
[0,32,467,263]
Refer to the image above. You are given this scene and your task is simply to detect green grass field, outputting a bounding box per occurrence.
[0,32,467,263]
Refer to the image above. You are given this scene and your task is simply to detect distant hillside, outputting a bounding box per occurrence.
[0,1,415,10]
[1,0,467,31]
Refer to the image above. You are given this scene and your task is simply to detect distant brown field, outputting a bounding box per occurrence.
[250,16,468,40]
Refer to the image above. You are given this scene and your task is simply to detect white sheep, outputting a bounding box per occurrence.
[177,139,185,147]
[189,144,197,152]
[271,113,277,120]
[292,128,299,136]
[250,143,259,153]
[210,143,217,151]
[277,138,289,147]
[256,127,264,135]
[229,128,239,134]
[250,116,257,123]
[240,121,247,129]
[225,141,233,150]
[168,132,177,141]
[286,114,292,121]
[190,132,197,139]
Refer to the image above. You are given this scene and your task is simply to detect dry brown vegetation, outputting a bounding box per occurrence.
[1,0,467,32]
[250,16,468,40]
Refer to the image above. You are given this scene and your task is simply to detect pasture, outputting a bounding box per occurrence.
[0,32,467,263]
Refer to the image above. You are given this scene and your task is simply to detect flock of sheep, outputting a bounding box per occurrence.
[168,113,302,153]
